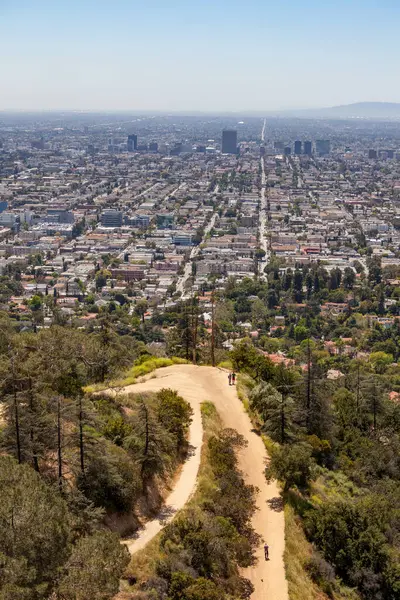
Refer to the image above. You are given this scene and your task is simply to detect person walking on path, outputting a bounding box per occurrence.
[232,372,236,385]
[228,372,232,386]
[264,543,269,560]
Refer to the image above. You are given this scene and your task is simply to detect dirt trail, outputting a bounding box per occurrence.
[121,365,288,600]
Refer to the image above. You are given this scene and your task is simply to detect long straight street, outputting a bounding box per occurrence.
[176,212,218,299]
[258,119,269,277]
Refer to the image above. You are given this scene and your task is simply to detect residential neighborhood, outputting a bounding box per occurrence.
[2,114,400,332]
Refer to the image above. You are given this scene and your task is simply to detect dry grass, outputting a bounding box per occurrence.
[124,532,163,585]
[285,502,325,600]
[285,500,360,600]
[236,373,253,413]
[218,359,233,370]
[84,357,189,393]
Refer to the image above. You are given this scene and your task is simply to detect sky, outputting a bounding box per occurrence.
[1,0,400,112]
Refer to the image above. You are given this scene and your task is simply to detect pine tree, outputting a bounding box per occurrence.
[57,531,130,600]
[249,382,295,444]
[126,395,172,486]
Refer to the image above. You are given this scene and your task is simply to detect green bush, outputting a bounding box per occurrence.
[305,497,397,599]
[305,551,336,598]
[78,443,140,513]
[156,388,193,449]
[152,426,257,600]
[266,443,315,491]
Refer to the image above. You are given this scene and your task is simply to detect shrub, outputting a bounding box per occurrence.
[156,388,193,450]
[305,550,336,598]
[266,443,315,491]
[78,444,140,513]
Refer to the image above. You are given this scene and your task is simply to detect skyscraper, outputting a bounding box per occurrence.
[101,209,123,228]
[222,129,238,154]
[294,140,302,155]
[284,146,291,156]
[127,134,138,152]
[368,149,377,159]
[304,141,312,156]
[315,140,331,156]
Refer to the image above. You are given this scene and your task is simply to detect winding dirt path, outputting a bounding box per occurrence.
[121,365,288,600]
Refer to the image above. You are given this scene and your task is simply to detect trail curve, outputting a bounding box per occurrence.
[120,365,288,600]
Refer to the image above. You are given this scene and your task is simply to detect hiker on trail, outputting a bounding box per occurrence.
[228,372,232,386]
[232,372,236,385]
[264,543,269,560]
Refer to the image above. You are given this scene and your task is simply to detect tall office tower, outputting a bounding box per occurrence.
[315,139,331,156]
[127,134,138,152]
[260,145,266,156]
[47,208,74,224]
[149,142,158,152]
[294,140,302,155]
[101,209,123,228]
[274,141,284,150]
[304,141,312,156]
[387,149,395,159]
[222,129,238,154]
[32,136,45,150]
[368,149,377,159]
[170,142,183,155]
[284,146,291,156]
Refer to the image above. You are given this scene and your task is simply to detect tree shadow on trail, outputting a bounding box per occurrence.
[186,443,197,457]
[267,496,284,512]
[157,505,177,524]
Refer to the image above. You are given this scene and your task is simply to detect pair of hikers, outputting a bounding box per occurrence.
[228,372,236,386]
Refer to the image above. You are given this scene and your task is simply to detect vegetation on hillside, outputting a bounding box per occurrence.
[233,341,400,600]
[0,319,194,599]
[0,455,130,599]
[124,402,259,600]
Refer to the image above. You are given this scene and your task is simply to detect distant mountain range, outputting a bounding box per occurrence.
[271,102,400,120]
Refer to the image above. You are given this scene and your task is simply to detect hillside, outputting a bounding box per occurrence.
[276,101,400,120]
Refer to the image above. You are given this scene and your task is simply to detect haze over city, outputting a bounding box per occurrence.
[2,0,400,112]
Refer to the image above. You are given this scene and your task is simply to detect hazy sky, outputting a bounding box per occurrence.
[1,0,400,112]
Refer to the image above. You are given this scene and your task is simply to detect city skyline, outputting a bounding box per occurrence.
[2,0,400,112]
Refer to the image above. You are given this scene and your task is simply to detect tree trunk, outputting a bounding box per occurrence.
[142,402,149,457]
[280,396,285,444]
[78,396,85,474]
[306,339,311,432]
[57,396,63,492]
[141,402,150,483]
[184,302,190,361]
[192,295,198,365]
[356,363,360,410]
[11,355,22,464]
[28,378,39,472]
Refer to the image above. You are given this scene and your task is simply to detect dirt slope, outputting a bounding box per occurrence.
[121,365,288,600]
